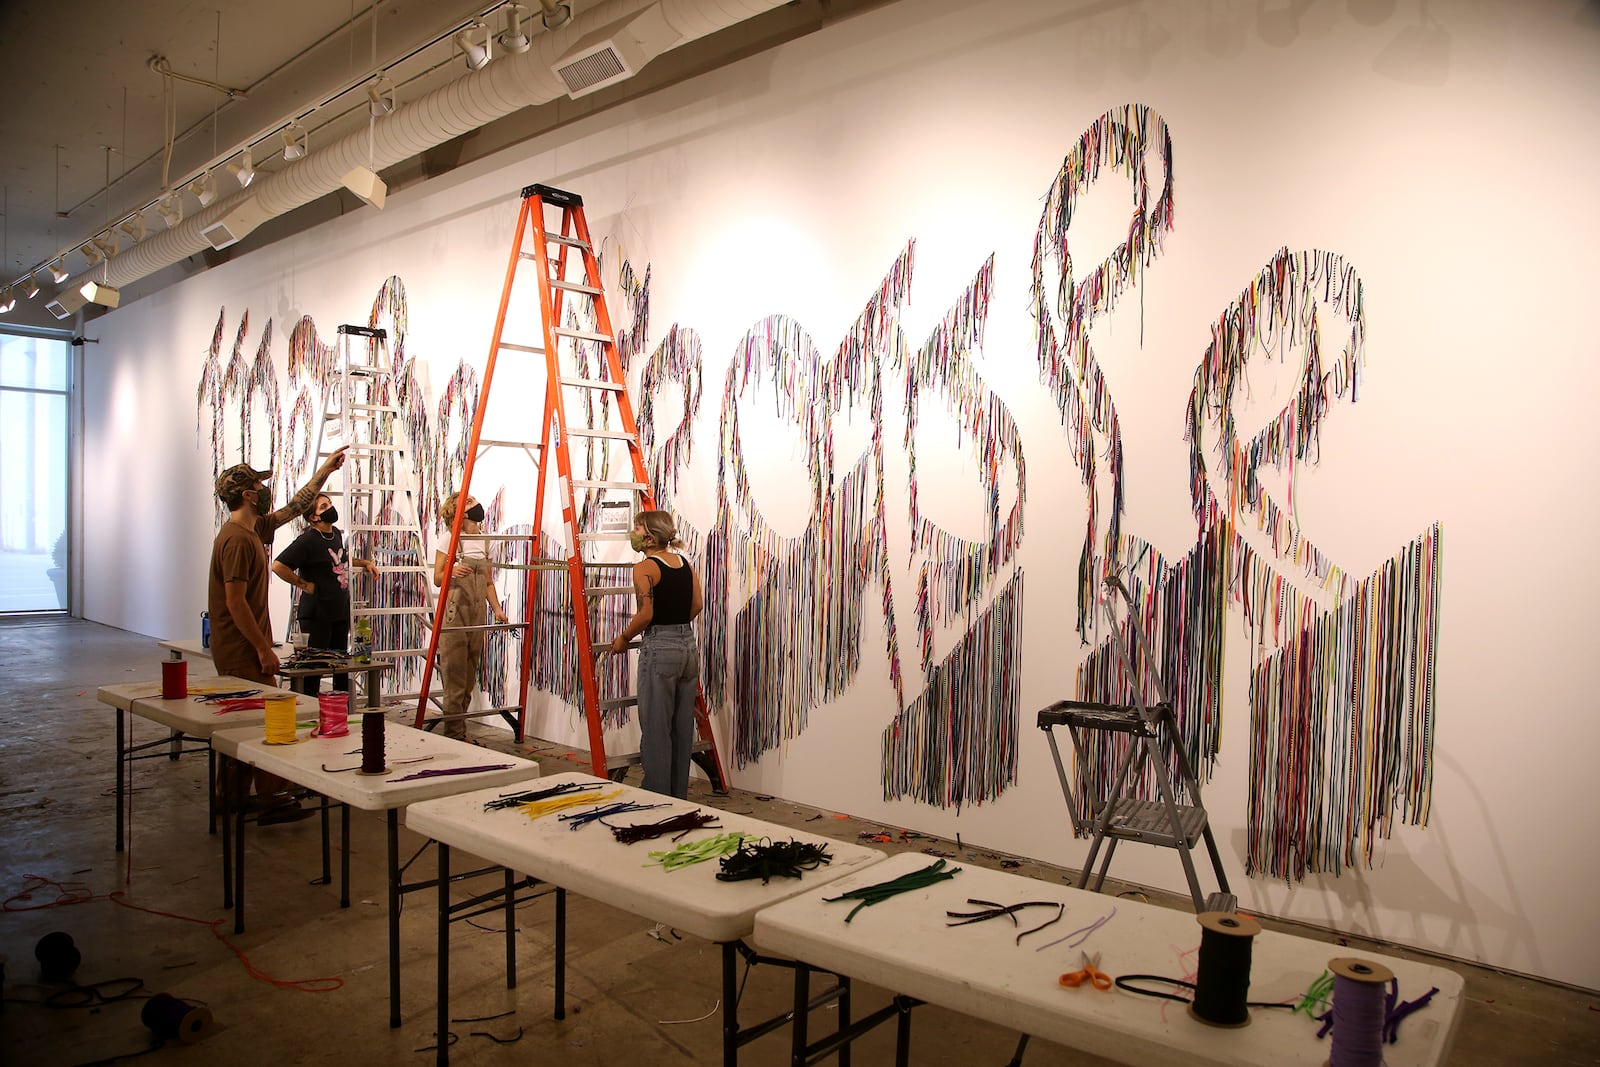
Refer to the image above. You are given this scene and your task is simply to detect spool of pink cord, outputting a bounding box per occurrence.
[315,692,350,738]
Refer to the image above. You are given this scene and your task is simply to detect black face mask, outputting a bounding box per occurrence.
[464,503,485,523]
[314,506,338,525]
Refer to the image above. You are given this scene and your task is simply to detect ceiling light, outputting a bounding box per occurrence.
[281,123,308,161]
[456,21,492,70]
[121,214,147,242]
[499,5,532,53]
[228,149,255,188]
[341,166,387,210]
[158,193,183,229]
[22,272,41,299]
[190,173,218,208]
[92,235,117,260]
[80,242,103,267]
[540,1,571,30]
[366,76,396,117]
[80,279,120,309]
[0,288,14,314]
[48,257,69,284]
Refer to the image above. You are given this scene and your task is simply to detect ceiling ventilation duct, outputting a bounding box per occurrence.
[57,0,788,300]
[552,4,681,97]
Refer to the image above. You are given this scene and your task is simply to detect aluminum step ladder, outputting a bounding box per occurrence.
[315,324,439,708]
[1037,574,1234,913]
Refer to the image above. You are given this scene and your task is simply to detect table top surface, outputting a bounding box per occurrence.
[160,638,221,659]
[96,677,310,734]
[404,771,887,944]
[211,721,539,811]
[752,853,1463,1067]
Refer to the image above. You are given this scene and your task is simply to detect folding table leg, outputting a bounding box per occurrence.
[316,796,332,885]
[436,842,450,1067]
[220,756,233,909]
[340,804,351,908]
[554,887,566,1020]
[722,942,738,1067]
[839,976,852,1067]
[233,764,247,935]
[791,961,811,1067]
[207,746,217,835]
[504,868,517,989]
[388,808,401,1028]
[114,708,125,853]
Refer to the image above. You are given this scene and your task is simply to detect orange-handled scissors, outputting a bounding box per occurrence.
[1059,951,1112,991]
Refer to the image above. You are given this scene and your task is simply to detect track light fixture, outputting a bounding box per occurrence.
[499,5,532,53]
[281,122,308,161]
[158,193,183,229]
[366,76,396,117]
[23,272,41,299]
[48,257,69,284]
[0,288,14,314]
[92,235,117,260]
[189,173,218,208]
[80,241,103,267]
[121,214,147,242]
[455,21,492,70]
[228,148,255,188]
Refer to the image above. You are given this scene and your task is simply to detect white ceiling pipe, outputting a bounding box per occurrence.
[64,0,787,296]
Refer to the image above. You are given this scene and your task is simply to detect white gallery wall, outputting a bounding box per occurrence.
[80,0,1600,989]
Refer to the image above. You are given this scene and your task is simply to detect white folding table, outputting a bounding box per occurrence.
[404,770,888,1066]
[753,852,1465,1067]
[211,720,540,1027]
[95,677,309,850]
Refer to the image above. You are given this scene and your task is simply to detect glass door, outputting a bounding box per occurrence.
[0,331,71,613]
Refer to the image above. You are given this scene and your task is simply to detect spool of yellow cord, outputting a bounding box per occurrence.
[263,695,299,744]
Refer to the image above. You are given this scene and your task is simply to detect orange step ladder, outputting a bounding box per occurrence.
[414,182,727,792]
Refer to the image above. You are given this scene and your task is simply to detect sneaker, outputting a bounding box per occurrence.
[257,799,315,826]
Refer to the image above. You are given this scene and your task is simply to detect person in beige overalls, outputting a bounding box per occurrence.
[434,491,507,739]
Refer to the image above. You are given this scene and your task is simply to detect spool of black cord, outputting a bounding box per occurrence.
[34,931,81,982]
[359,711,388,775]
[1189,911,1262,1027]
[141,992,215,1044]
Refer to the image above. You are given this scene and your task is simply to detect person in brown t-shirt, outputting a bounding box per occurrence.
[209,449,346,818]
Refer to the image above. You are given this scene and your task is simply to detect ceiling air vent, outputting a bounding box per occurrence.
[556,45,631,96]
[551,4,679,99]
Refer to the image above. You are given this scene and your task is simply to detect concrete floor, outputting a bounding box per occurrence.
[0,616,1595,1066]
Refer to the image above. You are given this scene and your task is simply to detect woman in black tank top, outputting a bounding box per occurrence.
[610,510,704,798]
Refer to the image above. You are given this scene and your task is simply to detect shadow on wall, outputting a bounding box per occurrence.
[1232,751,1541,973]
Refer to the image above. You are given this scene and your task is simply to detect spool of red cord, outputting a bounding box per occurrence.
[160,658,188,700]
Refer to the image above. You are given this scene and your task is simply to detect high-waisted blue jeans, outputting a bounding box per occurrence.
[638,624,699,798]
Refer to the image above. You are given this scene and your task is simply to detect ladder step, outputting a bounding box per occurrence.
[440,622,528,633]
[565,428,634,441]
[320,444,404,454]
[353,606,435,617]
[596,639,641,655]
[560,376,623,393]
[553,327,614,344]
[1101,799,1210,847]
[348,403,402,413]
[570,479,647,491]
[585,585,634,597]
[600,695,637,711]
[603,738,713,771]
[476,438,544,450]
[498,341,545,355]
[543,232,589,249]
[550,279,602,295]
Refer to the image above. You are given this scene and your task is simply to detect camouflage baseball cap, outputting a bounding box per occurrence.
[215,463,271,500]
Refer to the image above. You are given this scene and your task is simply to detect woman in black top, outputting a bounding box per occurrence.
[611,510,703,798]
[272,493,376,696]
